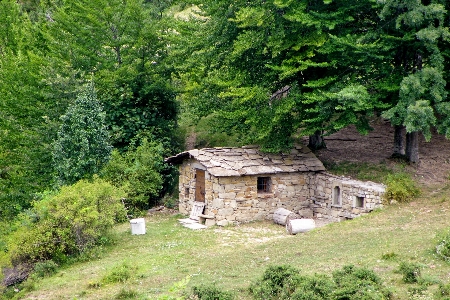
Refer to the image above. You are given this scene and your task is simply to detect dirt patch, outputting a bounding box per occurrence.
[311,118,450,185]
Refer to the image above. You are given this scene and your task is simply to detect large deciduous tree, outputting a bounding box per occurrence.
[174,0,387,152]
[0,0,57,217]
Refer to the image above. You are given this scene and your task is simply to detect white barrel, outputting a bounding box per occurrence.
[286,219,315,235]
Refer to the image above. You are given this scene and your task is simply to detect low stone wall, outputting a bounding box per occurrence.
[306,172,385,221]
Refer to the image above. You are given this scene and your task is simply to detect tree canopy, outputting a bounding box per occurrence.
[0,0,449,220]
[174,0,449,158]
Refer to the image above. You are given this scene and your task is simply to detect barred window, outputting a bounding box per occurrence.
[257,177,271,193]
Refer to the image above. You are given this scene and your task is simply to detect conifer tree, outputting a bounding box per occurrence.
[380,0,450,163]
[53,84,112,186]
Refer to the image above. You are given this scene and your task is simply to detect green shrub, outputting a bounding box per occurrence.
[332,265,392,299]
[102,263,133,284]
[7,178,126,266]
[249,265,300,299]
[250,265,334,300]
[384,173,420,203]
[115,288,139,299]
[53,84,112,186]
[435,282,450,299]
[398,262,422,283]
[32,260,58,278]
[436,230,450,262]
[191,284,234,300]
[287,274,334,300]
[101,139,166,211]
[250,265,391,300]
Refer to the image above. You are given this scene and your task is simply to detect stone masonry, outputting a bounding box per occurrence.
[167,146,386,226]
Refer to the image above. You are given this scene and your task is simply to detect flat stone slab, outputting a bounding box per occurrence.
[183,223,207,230]
[178,218,198,224]
[178,218,208,230]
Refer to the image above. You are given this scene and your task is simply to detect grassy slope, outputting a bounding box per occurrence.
[19,182,450,299]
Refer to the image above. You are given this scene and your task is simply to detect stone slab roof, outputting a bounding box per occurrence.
[165,145,325,177]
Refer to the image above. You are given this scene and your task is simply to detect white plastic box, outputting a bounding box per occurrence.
[130,218,146,235]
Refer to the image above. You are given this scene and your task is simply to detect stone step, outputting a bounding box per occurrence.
[178,218,207,230]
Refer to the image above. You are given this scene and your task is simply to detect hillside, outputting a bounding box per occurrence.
[314,119,450,185]
[13,122,450,300]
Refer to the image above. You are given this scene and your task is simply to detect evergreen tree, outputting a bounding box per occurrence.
[53,84,112,186]
[380,0,450,163]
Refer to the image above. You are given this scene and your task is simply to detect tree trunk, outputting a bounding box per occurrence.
[392,125,405,157]
[286,219,316,235]
[308,130,326,150]
[405,131,419,163]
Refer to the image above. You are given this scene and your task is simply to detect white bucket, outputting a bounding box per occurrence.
[130,218,146,235]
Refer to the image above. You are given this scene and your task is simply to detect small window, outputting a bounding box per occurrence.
[257,177,271,193]
[333,186,341,206]
[185,187,190,198]
[355,196,365,208]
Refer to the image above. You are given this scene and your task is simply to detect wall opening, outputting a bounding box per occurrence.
[257,177,271,193]
[355,196,365,208]
[184,187,189,198]
[332,186,341,206]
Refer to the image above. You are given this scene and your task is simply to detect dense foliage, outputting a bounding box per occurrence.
[101,138,171,212]
[53,85,112,186]
[0,0,181,220]
[174,0,450,159]
[7,178,126,266]
[249,264,392,299]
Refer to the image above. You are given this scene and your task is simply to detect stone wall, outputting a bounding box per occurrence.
[307,172,385,221]
[178,159,311,226]
[178,159,385,225]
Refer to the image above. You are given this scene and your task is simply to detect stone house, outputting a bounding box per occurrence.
[165,145,385,226]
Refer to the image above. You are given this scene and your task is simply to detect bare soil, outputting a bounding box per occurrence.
[312,118,450,185]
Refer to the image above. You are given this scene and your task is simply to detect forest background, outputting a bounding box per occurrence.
[0,0,450,289]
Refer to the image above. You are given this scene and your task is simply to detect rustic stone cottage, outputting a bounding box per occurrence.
[165,145,385,226]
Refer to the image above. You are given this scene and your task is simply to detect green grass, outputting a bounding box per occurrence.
[323,161,399,183]
[7,165,450,299]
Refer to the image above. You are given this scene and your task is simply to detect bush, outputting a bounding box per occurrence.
[53,84,112,186]
[191,284,234,300]
[332,265,392,299]
[32,260,58,278]
[287,274,334,300]
[436,230,450,262]
[384,173,420,203]
[398,262,421,284]
[435,282,450,299]
[249,265,301,299]
[101,139,166,211]
[7,178,126,266]
[250,265,392,300]
[102,263,133,284]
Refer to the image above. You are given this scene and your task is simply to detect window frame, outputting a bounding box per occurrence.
[257,177,272,193]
